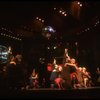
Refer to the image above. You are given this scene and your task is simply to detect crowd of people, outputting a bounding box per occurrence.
[0,47,100,90]
[28,48,96,89]
[48,49,93,89]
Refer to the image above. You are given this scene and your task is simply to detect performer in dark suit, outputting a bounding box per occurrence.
[61,48,79,89]
[61,48,72,89]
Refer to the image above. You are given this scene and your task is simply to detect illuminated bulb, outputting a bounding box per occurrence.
[42,20,44,22]
[54,46,57,49]
[49,28,53,32]
[39,18,41,21]
[62,12,65,15]
[59,10,62,13]
[77,2,80,4]
[47,47,50,49]
[75,42,78,46]
[87,28,90,30]
[64,13,67,16]
[44,28,48,30]
[54,8,56,10]
[80,4,82,7]
[36,17,38,19]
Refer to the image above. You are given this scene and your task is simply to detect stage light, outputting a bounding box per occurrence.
[42,20,44,22]
[54,46,57,49]
[80,4,82,7]
[47,47,50,49]
[39,18,41,21]
[48,26,55,33]
[36,17,38,19]
[42,26,56,38]
[62,12,65,15]
[75,42,78,46]
[44,27,48,31]
[54,8,56,10]
[49,27,53,32]
[59,10,62,13]
[77,2,80,5]
[64,14,67,16]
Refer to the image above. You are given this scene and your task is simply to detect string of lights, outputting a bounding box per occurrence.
[36,17,44,23]
[0,27,22,41]
[0,33,22,41]
[54,7,67,17]
[77,18,100,35]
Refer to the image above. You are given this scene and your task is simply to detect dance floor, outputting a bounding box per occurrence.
[0,87,100,99]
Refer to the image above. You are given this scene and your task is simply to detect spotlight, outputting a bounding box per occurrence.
[39,18,41,21]
[59,10,62,13]
[44,27,48,31]
[42,20,44,22]
[47,47,50,49]
[54,46,57,49]
[54,8,56,10]
[36,17,38,19]
[62,12,65,15]
[77,2,80,5]
[64,14,67,16]
[42,26,55,38]
[80,4,82,7]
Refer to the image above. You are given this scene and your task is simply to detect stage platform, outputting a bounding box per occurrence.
[0,87,100,99]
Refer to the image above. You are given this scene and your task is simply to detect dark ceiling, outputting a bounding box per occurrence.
[0,1,100,37]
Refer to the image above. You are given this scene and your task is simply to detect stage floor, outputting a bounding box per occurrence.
[28,86,100,90]
[0,87,100,99]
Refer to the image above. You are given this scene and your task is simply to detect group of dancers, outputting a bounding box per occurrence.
[49,48,92,89]
[29,48,92,89]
